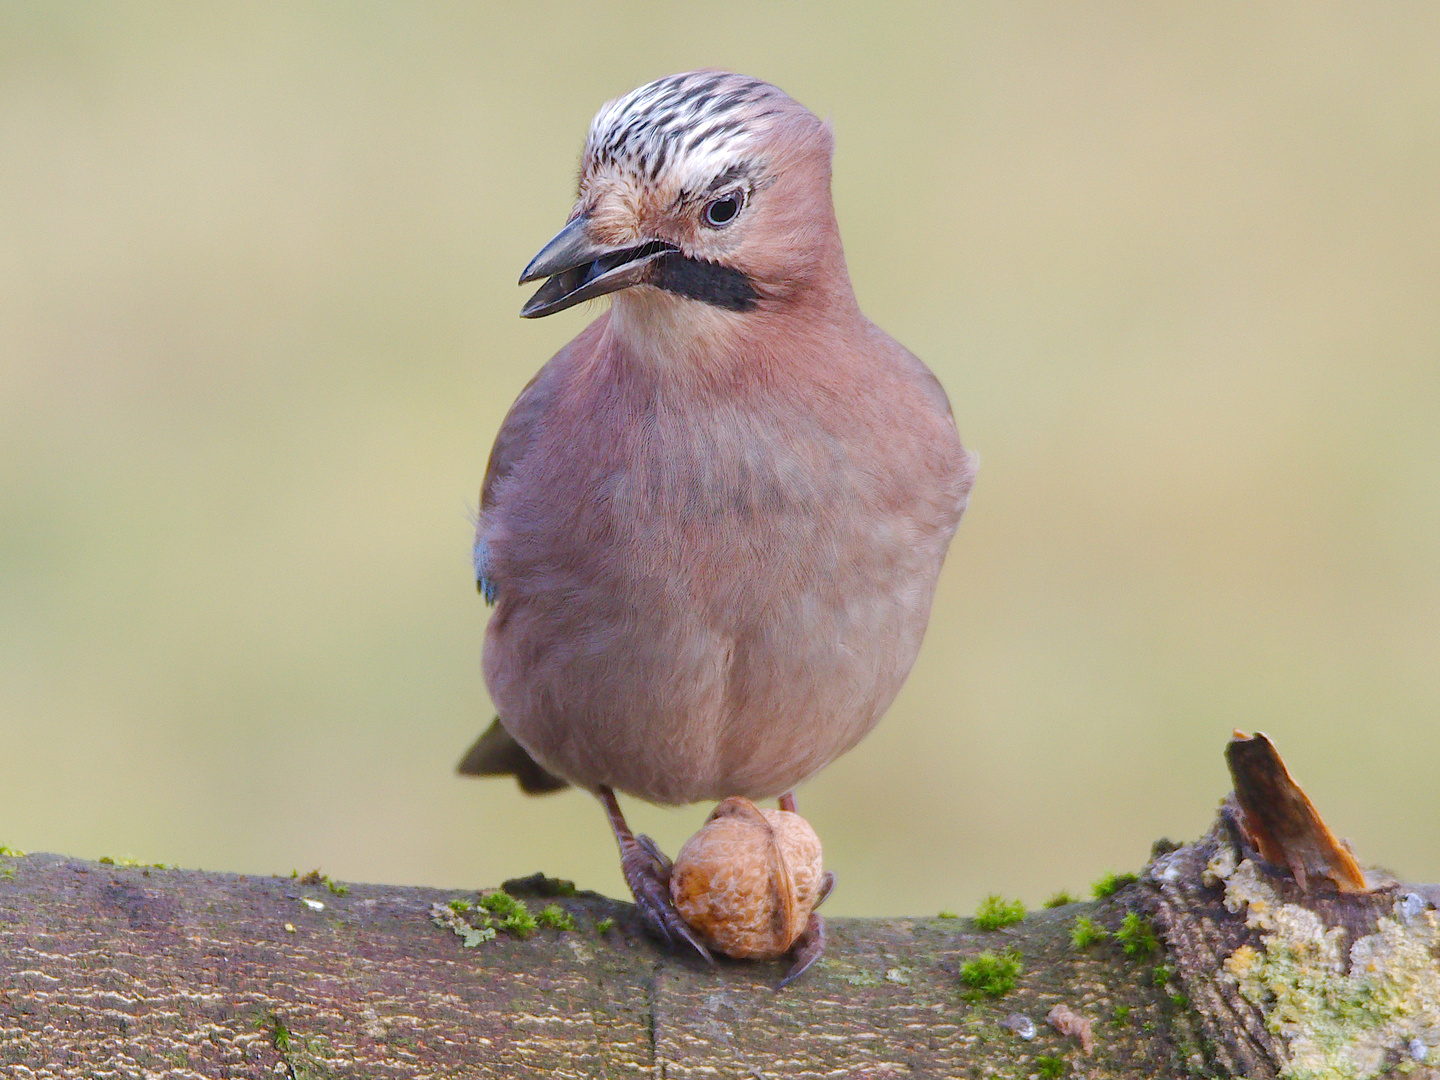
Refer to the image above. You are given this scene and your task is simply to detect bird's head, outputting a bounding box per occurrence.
[519,72,848,321]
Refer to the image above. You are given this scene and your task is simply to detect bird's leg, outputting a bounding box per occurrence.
[779,869,837,989]
[596,786,713,963]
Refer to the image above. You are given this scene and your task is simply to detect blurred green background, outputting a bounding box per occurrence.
[2,4,1437,917]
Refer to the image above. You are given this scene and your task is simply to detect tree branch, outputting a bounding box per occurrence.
[2,854,1195,1077]
[3,733,1437,1078]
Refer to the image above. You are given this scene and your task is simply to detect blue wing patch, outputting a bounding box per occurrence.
[474,538,498,605]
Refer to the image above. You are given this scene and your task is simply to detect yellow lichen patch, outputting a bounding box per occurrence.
[1218,858,1440,1079]
[1225,944,1260,981]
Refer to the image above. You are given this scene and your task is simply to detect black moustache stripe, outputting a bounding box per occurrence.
[650,253,759,311]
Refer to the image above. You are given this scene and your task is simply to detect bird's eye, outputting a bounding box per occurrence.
[702,193,742,228]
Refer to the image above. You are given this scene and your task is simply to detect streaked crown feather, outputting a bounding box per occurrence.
[585,71,793,195]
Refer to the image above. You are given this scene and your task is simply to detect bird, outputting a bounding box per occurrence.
[458,70,976,983]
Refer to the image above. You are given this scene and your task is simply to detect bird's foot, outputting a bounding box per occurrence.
[778,869,836,989]
[622,832,713,962]
[598,787,713,964]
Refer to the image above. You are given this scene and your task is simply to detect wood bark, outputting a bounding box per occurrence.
[1,823,1435,1078]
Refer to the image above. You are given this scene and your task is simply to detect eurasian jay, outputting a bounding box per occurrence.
[459,71,976,982]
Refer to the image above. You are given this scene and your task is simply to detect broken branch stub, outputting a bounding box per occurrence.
[1225,729,1368,894]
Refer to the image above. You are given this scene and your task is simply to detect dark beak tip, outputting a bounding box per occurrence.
[519,215,595,287]
[516,217,676,320]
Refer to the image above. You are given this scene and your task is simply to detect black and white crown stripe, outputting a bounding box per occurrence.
[585,72,788,196]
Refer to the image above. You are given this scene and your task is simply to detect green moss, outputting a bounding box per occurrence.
[436,890,569,945]
[1044,890,1079,908]
[537,904,576,931]
[1070,914,1109,949]
[594,917,614,935]
[1116,912,1159,957]
[291,867,346,895]
[480,890,537,938]
[261,1012,291,1052]
[255,1011,335,1080]
[502,910,538,938]
[958,949,1022,999]
[1091,870,1139,899]
[937,909,958,919]
[1153,962,1177,986]
[0,845,26,858]
[479,890,524,918]
[1113,1004,1132,1023]
[1036,1055,1066,1079]
[973,894,1026,930]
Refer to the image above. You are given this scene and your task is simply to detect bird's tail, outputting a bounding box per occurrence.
[456,717,571,795]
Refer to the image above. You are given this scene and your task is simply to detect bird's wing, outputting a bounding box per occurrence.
[467,347,583,793]
[481,366,554,516]
[473,350,572,604]
[476,317,609,602]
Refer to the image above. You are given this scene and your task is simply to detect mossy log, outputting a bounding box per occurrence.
[3,759,1438,1078]
[0,853,1199,1079]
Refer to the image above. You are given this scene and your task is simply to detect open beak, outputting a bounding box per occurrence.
[519,215,677,318]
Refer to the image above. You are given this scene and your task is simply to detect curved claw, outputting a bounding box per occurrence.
[778,912,826,989]
[814,870,836,909]
[621,839,713,963]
